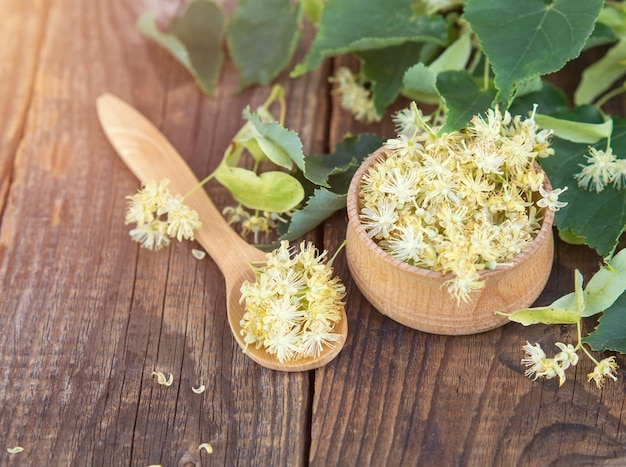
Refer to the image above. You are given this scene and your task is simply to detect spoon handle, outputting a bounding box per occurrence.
[96,93,262,272]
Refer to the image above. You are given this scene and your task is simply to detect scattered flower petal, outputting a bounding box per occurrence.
[192,249,206,260]
[151,371,173,387]
[192,384,206,394]
[199,443,213,454]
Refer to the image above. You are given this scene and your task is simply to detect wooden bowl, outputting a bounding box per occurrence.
[346,147,555,335]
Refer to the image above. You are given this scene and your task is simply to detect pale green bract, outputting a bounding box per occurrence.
[575,39,626,106]
[534,114,613,144]
[503,250,626,353]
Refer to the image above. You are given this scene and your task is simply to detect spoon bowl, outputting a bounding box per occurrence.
[97,93,347,371]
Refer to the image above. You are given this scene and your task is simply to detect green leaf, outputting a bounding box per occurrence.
[242,107,306,172]
[582,291,626,353]
[464,0,603,104]
[254,137,293,170]
[540,114,626,257]
[277,188,348,242]
[436,70,496,133]
[358,42,425,115]
[214,166,304,212]
[558,229,587,245]
[227,0,301,91]
[400,31,472,106]
[598,5,626,37]
[508,80,568,117]
[304,133,383,188]
[402,63,439,104]
[428,29,472,75]
[291,0,447,76]
[137,1,227,95]
[504,306,581,326]
[575,39,626,106]
[535,114,613,144]
[582,248,626,317]
[584,21,617,50]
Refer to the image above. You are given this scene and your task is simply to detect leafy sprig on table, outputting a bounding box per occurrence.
[135,0,626,377]
[201,84,382,247]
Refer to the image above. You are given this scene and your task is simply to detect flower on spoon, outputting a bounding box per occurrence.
[239,240,346,363]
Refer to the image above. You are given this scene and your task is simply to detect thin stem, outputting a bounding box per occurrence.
[483,58,490,91]
[595,83,626,108]
[328,239,347,267]
[182,172,216,202]
[576,319,599,365]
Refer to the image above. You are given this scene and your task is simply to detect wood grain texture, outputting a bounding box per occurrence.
[310,56,626,466]
[0,0,327,464]
[2,1,626,466]
[0,0,50,213]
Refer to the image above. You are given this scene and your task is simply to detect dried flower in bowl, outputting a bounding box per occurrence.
[358,104,566,304]
[345,104,565,335]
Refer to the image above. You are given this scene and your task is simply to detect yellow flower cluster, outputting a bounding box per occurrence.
[239,241,345,363]
[359,104,566,303]
[125,179,201,251]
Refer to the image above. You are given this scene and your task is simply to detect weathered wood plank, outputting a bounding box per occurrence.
[312,57,626,466]
[0,0,50,212]
[0,0,329,465]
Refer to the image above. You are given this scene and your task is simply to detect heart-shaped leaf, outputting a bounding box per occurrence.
[291,0,447,76]
[464,0,603,104]
[214,165,304,212]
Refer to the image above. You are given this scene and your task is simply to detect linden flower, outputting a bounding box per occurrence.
[611,159,626,189]
[125,179,201,250]
[587,356,619,388]
[522,342,578,386]
[239,240,345,363]
[537,186,568,212]
[359,104,565,302]
[330,67,380,123]
[574,147,617,193]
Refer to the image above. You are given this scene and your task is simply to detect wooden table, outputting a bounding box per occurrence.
[2,1,625,465]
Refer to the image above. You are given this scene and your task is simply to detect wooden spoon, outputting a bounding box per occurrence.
[96,93,347,371]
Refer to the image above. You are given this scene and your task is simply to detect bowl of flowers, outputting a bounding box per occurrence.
[346,104,568,335]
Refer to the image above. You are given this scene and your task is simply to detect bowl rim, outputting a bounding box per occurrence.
[346,146,555,280]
